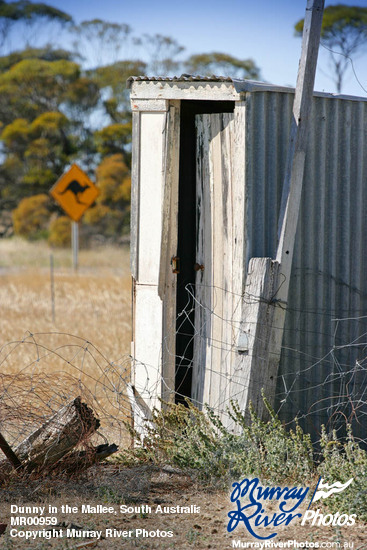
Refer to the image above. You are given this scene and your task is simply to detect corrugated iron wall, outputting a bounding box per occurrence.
[244,91,367,437]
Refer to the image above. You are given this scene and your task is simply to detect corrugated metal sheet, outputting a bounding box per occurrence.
[127,74,233,87]
[244,91,367,436]
[128,76,367,102]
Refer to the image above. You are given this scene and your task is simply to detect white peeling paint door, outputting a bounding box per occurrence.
[192,110,245,425]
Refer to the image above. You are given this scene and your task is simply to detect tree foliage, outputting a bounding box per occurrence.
[90,60,146,122]
[71,19,131,68]
[83,154,131,237]
[0,57,93,122]
[139,33,185,75]
[0,1,72,51]
[95,154,130,208]
[94,122,131,159]
[295,4,367,92]
[0,53,100,204]
[12,193,51,238]
[184,52,261,79]
[0,1,263,243]
[0,0,71,23]
[48,214,70,246]
[0,45,75,72]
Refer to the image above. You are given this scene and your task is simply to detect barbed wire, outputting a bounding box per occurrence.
[1,281,367,470]
[159,283,367,441]
[0,332,132,457]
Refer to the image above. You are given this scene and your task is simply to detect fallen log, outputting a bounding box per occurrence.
[52,443,119,474]
[3,397,100,472]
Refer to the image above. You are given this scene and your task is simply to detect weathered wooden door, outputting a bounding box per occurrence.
[191,110,245,424]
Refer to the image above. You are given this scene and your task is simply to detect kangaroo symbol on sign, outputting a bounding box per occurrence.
[58,179,90,205]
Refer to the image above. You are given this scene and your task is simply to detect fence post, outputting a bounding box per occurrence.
[72,221,79,271]
[50,253,55,324]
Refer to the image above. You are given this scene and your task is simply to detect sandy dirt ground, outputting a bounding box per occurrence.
[0,465,365,550]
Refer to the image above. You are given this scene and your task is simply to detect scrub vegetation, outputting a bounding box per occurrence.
[121,397,367,521]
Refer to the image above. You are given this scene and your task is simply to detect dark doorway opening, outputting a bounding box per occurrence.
[175,99,235,404]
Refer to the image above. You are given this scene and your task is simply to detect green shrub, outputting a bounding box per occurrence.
[121,397,314,486]
[48,215,71,247]
[120,398,367,520]
[12,193,51,239]
[318,425,367,520]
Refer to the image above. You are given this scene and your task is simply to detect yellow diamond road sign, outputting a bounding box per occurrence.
[50,164,99,222]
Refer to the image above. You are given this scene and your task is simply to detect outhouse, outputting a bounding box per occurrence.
[128,76,367,437]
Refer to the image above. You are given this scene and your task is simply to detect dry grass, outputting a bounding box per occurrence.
[0,237,132,448]
[0,237,129,270]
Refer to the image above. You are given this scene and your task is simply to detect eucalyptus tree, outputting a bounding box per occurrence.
[295,4,367,93]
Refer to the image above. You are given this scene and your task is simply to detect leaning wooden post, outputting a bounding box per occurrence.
[265,0,326,409]
[235,0,325,421]
[277,0,325,274]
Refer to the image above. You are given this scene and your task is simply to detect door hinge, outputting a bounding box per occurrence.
[171,256,180,274]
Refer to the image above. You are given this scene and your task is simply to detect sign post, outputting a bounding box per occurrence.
[71,221,79,271]
[50,164,99,270]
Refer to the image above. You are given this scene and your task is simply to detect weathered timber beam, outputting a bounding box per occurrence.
[236,0,324,420]
[4,397,100,472]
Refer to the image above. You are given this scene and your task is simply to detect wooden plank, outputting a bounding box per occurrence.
[221,113,238,424]
[232,0,324,419]
[231,102,247,326]
[126,383,154,437]
[192,111,249,426]
[219,114,232,416]
[200,115,214,408]
[131,100,169,281]
[207,114,223,411]
[12,398,99,471]
[232,258,280,421]
[158,101,180,299]
[192,114,203,402]
[134,284,163,411]
[131,99,169,112]
[159,101,181,404]
[266,0,325,408]
[191,115,211,406]
[193,111,248,425]
[228,102,248,430]
[130,111,140,280]
[131,101,171,422]
[277,0,325,262]
[137,111,167,285]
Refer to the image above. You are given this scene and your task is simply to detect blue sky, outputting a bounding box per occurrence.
[29,0,367,97]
